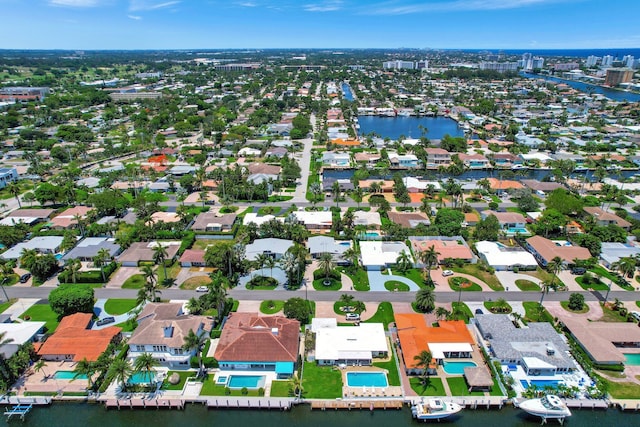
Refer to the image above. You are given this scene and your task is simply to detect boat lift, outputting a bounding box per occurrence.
[4,404,33,421]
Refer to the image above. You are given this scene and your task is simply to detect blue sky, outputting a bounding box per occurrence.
[1,0,639,49]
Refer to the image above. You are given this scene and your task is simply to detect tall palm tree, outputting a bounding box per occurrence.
[208,275,228,324]
[288,374,304,399]
[152,244,169,282]
[413,350,434,385]
[331,181,341,208]
[73,214,86,238]
[6,182,21,209]
[613,257,636,279]
[183,329,208,376]
[93,248,112,283]
[351,187,363,209]
[318,252,335,282]
[419,245,440,284]
[73,358,96,389]
[108,358,133,391]
[255,253,270,276]
[435,306,450,320]
[547,256,564,289]
[395,250,412,274]
[33,359,47,379]
[133,352,159,386]
[414,288,435,313]
[141,264,156,285]
[64,258,82,284]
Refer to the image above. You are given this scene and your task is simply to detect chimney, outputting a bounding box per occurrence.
[271,327,279,336]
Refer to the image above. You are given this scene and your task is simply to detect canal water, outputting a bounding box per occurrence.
[342,82,354,101]
[358,116,464,140]
[5,403,636,427]
[521,72,640,103]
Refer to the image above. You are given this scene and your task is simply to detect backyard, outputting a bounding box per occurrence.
[302,361,342,399]
[409,377,446,396]
[19,304,59,332]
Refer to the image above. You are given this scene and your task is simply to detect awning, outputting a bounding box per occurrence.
[428,343,473,359]
[522,356,556,370]
[275,362,294,374]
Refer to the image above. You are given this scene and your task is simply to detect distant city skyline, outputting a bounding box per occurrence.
[1,0,639,50]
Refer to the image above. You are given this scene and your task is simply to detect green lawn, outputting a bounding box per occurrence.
[260,300,284,314]
[20,304,59,332]
[122,274,146,289]
[451,302,473,323]
[451,264,503,291]
[389,268,424,288]
[515,279,540,291]
[449,277,482,292]
[576,276,610,291]
[490,378,505,396]
[157,261,181,283]
[384,281,410,292]
[372,343,401,386]
[302,362,342,399]
[523,301,553,323]
[447,377,484,396]
[247,276,279,290]
[409,377,446,396]
[180,276,212,290]
[605,380,640,399]
[560,301,589,314]
[0,299,15,314]
[340,267,370,291]
[269,380,293,397]
[312,277,342,291]
[104,299,138,315]
[600,305,629,322]
[161,371,197,391]
[364,302,395,330]
[3,274,19,286]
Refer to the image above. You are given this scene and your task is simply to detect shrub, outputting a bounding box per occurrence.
[568,293,585,311]
[224,387,231,395]
[241,387,248,396]
[258,387,265,396]
[313,269,340,281]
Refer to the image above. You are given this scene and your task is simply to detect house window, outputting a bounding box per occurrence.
[174,348,183,355]
[152,345,167,352]
[135,345,145,352]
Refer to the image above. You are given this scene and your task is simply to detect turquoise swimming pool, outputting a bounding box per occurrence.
[624,353,640,366]
[128,372,157,384]
[227,375,265,389]
[54,370,87,380]
[443,361,477,375]
[345,372,388,387]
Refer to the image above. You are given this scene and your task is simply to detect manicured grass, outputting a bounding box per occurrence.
[515,279,540,291]
[448,277,482,292]
[269,380,293,397]
[260,300,284,314]
[3,274,19,286]
[122,274,146,289]
[364,302,395,330]
[605,380,640,399]
[302,361,342,399]
[451,264,503,291]
[180,276,212,290]
[157,261,181,283]
[637,301,640,309]
[389,268,424,288]
[19,304,59,332]
[600,304,629,323]
[484,301,512,314]
[451,302,473,323]
[338,267,369,291]
[192,240,214,250]
[447,377,484,396]
[104,299,138,315]
[312,277,342,291]
[247,275,278,290]
[372,343,401,386]
[409,377,446,396]
[576,276,610,291]
[384,280,410,292]
[0,299,15,314]
[161,371,197,391]
[560,301,589,314]
[523,301,553,323]
[490,378,504,396]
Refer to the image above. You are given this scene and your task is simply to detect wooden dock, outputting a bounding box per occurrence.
[205,398,293,410]
[608,399,640,411]
[0,396,51,406]
[105,398,185,410]
[310,400,403,411]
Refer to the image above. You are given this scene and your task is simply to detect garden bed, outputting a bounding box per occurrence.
[247,276,278,290]
[260,300,284,314]
[448,276,482,292]
[384,281,409,292]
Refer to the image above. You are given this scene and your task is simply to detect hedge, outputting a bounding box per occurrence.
[59,262,118,284]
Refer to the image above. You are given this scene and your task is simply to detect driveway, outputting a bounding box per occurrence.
[290,136,314,203]
[494,271,538,292]
[2,298,41,321]
[367,270,420,292]
[557,270,584,292]
[106,266,141,289]
[314,301,378,321]
[239,267,287,289]
[175,266,212,286]
[92,298,139,330]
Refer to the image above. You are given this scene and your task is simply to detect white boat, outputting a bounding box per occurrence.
[411,398,462,421]
[519,395,571,422]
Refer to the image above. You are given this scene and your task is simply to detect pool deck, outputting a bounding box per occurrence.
[13,361,91,396]
[340,365,403,398]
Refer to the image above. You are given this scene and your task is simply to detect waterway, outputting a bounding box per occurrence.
[5,403,636,427]
[521,72,640,103]
[358,116,464,141]
[342,82,354,101]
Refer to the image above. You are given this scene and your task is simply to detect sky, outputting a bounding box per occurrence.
[1,0,639,50]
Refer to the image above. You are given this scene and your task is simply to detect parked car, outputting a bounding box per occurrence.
[19,273,31,283]
[96,316,115,326]
[345,313,360,321]
[475,308,484,315]
[442,270,454,277]
[571,267,586,275]
[195,286,209,292]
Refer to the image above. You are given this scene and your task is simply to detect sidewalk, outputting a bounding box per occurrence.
[3,298,41,321]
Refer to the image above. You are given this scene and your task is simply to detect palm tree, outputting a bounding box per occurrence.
[208,276,228,324]
[419,245,440,284]
[255,253,270,277]
[183,329,208,376]
[435,306,450,320]
[318,252,335,282]
[414,288,435,313]
[395,250,412,274]
[6,182,21,208]
[339,293,355,307]
[264,256,276,280]
[64,258,82,284]
[33,359,48,379]
[93,248,111,283]
[73,214,86,238]
[547,256,564,290]
[413,350,434,385]
[352,300,366,315]
[20,248,38,269]
[288,374,304,399]
[108,358,133,391]
[351,187,363,209]
[141,264,156,285]
[613,257,636,279]
[73,358,96,389]
[133,352,159,386]
[331,180,341,208]
[152,244,169,283]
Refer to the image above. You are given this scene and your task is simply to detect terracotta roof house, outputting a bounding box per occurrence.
[394,313,475,374]
[481,210,529,234]
[179,249,206,267]
[117,241,181,267]
[387,212,431,228]
[50,206,94,229]
[128,303,213,369]
[191,212,237,232]
[37,313,121,362]
[486,178,523,191]
[583,207,632,230]
[410,236,475,264]
[214,313,300,378]
[524,235,591,267]
[246,162,281,176]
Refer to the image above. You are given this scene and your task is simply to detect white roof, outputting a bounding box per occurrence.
[428,343,473,359]
[311,317,337,333]
[0,217,40,226]
[245,238,293,261]
[292,211,332,227]
[0,321,45,357]
[243,213,282,226]
[1,236,64,260]
[522,356,556,370]
[360,241,412,267]
[314,322,387,361]
[475,241,538,268]
[353,211,382,227]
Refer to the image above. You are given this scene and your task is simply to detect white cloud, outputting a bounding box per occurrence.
[364,0,574,15]
[128,14,142,19]
[48,0,105,7]
[304,0,342,12]
[129,0,180,11]
[238,1,257,6]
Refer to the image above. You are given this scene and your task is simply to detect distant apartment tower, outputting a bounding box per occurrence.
[553,62,579,71]
[604,68,635,86]
[214,63,260,71]
[623,55,635,68]
[416,59,429,70]
[110,92,163,101]
[602,55,614,67]
[349,65,365,70]
[585,55,599,67]
[383,60,415,70]
[479,61,518,72]
[0,87,49,101]
[135,72,163,79]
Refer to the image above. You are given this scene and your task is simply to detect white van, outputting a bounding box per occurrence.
[345,313,360,321]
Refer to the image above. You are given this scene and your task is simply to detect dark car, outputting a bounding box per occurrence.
[19,273,31,283]
[96,316,115,326]
[475,308,484,315]
[571,267,586,275]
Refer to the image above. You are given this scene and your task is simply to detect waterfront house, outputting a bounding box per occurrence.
[387,212,431,228]
[322,151,350,167]
[311,318,388,366]
[481,210,528,234]
[424,148,452,167]
[458,153,490,169]
[388,152,420,168]
[0,321,46,358]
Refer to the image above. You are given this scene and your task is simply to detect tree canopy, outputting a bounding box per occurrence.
[49,284,95,318]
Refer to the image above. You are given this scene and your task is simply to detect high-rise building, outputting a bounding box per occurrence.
[530,57,545,70]
[602,55,614,67]
[623,55,635,68]
[382,60,415,70]
[586,55,599,67]
[479,62,518,72]
[416,60,429,70]
[553,62,579,71]
[604,68,635,86]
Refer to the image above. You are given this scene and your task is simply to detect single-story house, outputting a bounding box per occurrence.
[360,241,413,270]
[322,151,350,167]
[149,211,181,224]
[481,210,528,234]
[307,236,350,263]
[50,206,94,229]
[214,313,300,378]
[0,208,55,226]
[321,177,354,192]
[128,303,213,369]
[117,241,181,267]
[475,241,538,271]
[353,211,382,229]
[583,207,632,230]
[0,321,46,358]
[521,179,564,193]
[291,211,333,231]
[524,236,591,267]
[562,317,640,365]
[61,237,121,263]
[409,236,475,265]
[599,242,640,268]
[243,213,282,227]
[311,318,388,366]
[245,238,293,262]
[191,212,237,232]
[1,236,64,260]
[37,313,121,362]
[179,249,206,267]
[387,212,431,228]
